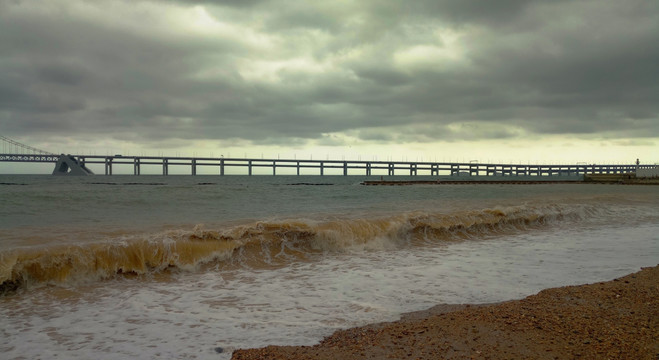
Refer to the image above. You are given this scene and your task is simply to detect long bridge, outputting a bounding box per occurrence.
[0,136,652,176]
[0,152,647,176]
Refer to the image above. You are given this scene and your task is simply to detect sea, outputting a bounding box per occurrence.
[1,174,657,359]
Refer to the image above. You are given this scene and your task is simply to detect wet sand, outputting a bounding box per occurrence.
[232,265,658,359]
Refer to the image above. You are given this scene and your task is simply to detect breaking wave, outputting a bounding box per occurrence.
[1,203,594,293]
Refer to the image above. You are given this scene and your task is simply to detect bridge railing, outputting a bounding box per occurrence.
[0,154,60,162]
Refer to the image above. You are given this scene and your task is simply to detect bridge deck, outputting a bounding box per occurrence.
[1,153,651,176]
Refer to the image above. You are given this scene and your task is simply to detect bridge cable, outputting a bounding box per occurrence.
[0,135,55,155]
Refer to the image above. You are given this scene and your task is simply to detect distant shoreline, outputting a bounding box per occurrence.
[362,177,659,185]
[362,179,582,185]
[362,180,659,185]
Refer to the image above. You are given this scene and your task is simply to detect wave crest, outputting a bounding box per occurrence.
[1,204,588,293]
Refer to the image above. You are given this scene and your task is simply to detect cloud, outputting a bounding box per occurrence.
[0,0,657,152]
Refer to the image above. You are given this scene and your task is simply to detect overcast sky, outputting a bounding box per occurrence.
[1,0,658,170]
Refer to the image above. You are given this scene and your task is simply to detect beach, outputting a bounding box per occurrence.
[232,265,658,359]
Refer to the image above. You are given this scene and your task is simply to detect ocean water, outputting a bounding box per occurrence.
[1,175,657,359]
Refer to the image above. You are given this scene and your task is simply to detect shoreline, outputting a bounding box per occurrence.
[232,265,659,359]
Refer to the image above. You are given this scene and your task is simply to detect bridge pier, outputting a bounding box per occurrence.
[220,158,224,175]
[52,154,94,176]
[469,164,478,176]
[134,158,140,175]
[105,158,112,175]
[162,159,168,175]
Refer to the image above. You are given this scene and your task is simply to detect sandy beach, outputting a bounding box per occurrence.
[232,265,658,359]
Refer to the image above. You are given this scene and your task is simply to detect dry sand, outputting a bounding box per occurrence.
[232,265,658,359]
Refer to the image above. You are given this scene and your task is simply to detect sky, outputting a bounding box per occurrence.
[1,0,658,174]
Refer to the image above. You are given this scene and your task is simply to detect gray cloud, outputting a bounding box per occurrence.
[1,0,657,149]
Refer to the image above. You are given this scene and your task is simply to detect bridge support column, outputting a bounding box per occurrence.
[273,161,276,175]
[220,158,224,175]
[134,158,140,175]
[320,162,324,176]
[105,158,112,176]
[248,160,252,176]
[410,163,417,176]
[388,163,394,176]
[344,162,348,176]
[162,159,168,175]
[366,162,371,176]
[297,161,300,176]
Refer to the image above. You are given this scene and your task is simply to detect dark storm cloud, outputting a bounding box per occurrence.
[1,0,657,149]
